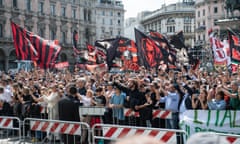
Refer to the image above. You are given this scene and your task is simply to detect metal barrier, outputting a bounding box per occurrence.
[124,108,172,127]
[0,116,21,142]
[215,133,240,144]
[92,124,187,144]
[23,118,91,144]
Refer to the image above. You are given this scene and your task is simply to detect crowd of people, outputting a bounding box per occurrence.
[0,65,240,143]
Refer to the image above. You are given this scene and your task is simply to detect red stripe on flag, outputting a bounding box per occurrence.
[0,118,3,123]
[41,122,50,132]
[117,128,131,138]
[69,124,80,135]
[104,127,118,138]
[60,123,70,134]
[135,129,145,135]
[50,123,60,133]
[161,131,175,142]
[31,121,41,131]
[148,130,159,137]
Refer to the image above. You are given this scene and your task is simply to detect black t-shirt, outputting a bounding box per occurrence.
[93,95,106,106]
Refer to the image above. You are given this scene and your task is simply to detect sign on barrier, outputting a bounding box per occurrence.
[23,118,91,143]
[79,106,105,116]
[124,109,172,119]
[92,124,186,144]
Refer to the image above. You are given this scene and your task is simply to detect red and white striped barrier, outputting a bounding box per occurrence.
[103,127,176,143]
[215,133,240,144]
[225,136,240,144]
[124,109,172,119]
[29,120,82,135]
[0,117,13,129]
[92,124,186,144]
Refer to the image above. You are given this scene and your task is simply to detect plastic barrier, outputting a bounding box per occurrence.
[23,118,91,144]
[215,133,240,144]
[92,124,187,144]
[124,109,172,119]
[0,116,21,142]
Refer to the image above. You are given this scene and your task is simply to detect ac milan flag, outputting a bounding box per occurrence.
[149,30,176,69]
[135,28,163,69]
[11,22,61,69]
[72,30,81,55]
[228,29,240,64]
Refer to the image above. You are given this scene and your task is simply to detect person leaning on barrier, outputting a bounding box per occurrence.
[113,78,141,112]
[58,86,81,144]
[207,90,226,110]
[159,82,180,129]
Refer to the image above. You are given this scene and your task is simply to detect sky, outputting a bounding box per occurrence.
[122,0,179,18]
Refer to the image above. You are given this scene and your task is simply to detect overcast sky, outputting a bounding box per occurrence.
[122,0,179,18]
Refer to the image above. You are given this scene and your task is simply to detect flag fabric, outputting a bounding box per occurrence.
[11,22,38,61]
[135,28,163,69]
[149,30,176,69]
[170,31,190,66]
[72,30,81,55]
[86,43,106,64]
[209,29,230,68]
[11,22,61,69]
[95,37,139,71]
[228,29,240,64]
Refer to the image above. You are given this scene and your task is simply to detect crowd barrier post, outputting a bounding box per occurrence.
[92,123,187,144]
[0,116,21,142]
[23,118,91,144]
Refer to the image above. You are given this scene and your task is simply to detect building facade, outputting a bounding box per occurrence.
[124,11,151,41]
[140,1,195,47]
[95,0,124,39]
[195,0,225,46]
[0,0,97,71]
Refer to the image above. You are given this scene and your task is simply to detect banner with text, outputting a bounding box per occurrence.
[180,110,240,137]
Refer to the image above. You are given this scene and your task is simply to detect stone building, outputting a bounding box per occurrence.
[140,1,195,47]
[195,0,225,46]
[0,0,96,71]
[95,0,124,39]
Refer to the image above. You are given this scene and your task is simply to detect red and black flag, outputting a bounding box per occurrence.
[72,30,81,55]
[135,28,163,69]
[149,30,176,69]
[11,22,61,69]
[11,22,38,61]
[228,29,240,64]
[170,31,200,69]
[86,42,95,52]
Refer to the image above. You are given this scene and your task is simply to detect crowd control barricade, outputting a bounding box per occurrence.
[92,124,187,144]
[124,108,172,127]
[0,116,21,142]
[23,118,91,144]
[215,133,240,144]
